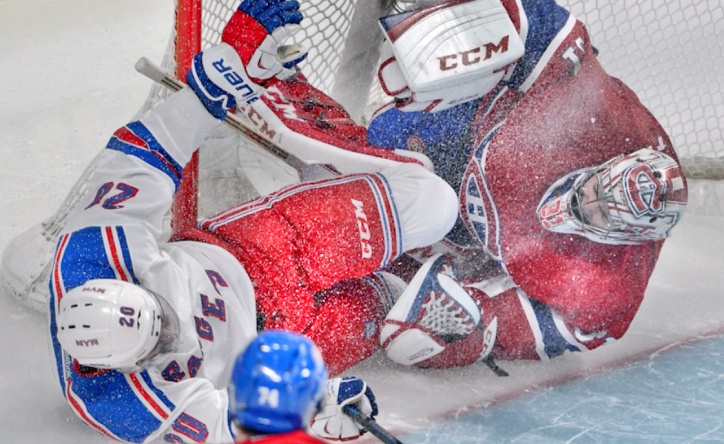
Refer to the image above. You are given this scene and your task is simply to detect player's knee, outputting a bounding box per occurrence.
[427,173,458,238]
[381,163,458,249]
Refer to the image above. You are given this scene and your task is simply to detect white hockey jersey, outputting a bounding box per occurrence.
[48,90,257,443]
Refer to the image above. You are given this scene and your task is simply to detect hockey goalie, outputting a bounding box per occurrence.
[356,0,689,369]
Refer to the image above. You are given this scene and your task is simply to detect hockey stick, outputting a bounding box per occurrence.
[134,57,334,178]
[343,405,405,444]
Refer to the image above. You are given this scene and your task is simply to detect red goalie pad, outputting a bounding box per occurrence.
[258,74,431,168]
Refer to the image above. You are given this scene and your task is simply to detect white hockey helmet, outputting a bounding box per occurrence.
[56,279,178,372]
[537,148,688,245]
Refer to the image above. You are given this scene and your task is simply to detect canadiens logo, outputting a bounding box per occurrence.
[623,164,666,217]
[461,148,502,259]
[406,135,425,153]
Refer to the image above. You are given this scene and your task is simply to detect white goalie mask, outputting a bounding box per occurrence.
[56,279,180,373]
[537,148,688,245]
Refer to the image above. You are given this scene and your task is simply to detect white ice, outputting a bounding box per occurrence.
[1,0,723,443]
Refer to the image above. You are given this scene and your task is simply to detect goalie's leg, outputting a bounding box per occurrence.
[301,271,406,376]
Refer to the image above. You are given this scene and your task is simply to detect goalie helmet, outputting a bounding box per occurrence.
[537,148,688,245]
[230,331,328,434]
[56,279,179,372]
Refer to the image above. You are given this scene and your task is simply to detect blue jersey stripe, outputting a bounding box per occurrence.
[528,297,579,358]
[68,370,165,442]
[115,226,140,285]
[106,121,183,190]
[59,227,122,287]
[139,371,175,410]
[507,0,570,89]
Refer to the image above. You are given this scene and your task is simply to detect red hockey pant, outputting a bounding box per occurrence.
[180,173,403,375]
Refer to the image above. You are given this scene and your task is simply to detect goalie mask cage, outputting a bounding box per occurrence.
[138,0,723,234]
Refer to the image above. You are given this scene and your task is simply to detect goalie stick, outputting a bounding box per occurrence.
[343,405,405,444]
[134,57,339,181]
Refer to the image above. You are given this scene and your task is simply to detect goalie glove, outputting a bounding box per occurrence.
[380,254,482,366]
[377,0,525,113]
[310,376,378,441]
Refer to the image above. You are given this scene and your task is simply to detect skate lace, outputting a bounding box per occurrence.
[418,290,475,340]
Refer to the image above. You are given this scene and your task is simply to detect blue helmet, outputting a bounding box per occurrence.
[230,331,328,434]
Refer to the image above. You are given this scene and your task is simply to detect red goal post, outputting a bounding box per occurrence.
[151,0,723,233]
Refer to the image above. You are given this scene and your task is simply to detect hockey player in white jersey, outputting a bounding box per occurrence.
[48,0,457,442]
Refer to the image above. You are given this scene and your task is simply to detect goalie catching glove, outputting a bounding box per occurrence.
[310,376,378,441]
[381,254,496,368]
[187,0,307,119]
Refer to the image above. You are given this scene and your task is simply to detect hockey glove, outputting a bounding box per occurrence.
[186,43,266,120]
[223,0,308,83]
[380,254,482,366]
[310,376,378,441]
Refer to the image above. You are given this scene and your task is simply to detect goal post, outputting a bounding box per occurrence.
[170,0,202,235]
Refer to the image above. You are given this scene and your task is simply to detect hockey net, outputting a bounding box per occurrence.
[139,0,724,228]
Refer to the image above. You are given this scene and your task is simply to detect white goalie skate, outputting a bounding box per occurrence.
[380,253,481,366]
[1,221,57,312]
[0,153,106,312]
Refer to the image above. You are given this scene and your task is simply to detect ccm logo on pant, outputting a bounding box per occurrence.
[352,199,373,259]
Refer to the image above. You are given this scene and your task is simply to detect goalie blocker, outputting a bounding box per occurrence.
[377,0,525,112]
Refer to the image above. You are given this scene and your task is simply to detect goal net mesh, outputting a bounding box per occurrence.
[136,0,723,226]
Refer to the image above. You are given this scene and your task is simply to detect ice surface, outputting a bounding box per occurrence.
[1,1,723,443]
